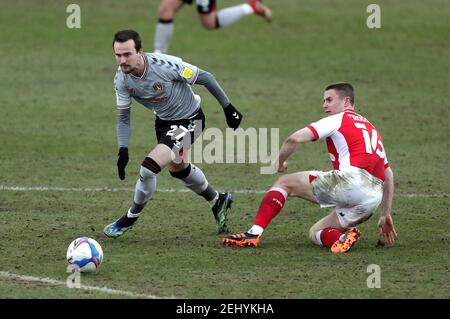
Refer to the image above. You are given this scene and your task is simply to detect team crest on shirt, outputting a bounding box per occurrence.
[153,83,163,91]
[127,88,135,95]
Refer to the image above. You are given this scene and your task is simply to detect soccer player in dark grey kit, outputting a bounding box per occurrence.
[104,30,242,237]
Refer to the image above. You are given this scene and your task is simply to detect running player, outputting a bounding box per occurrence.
[104,30,243,237]
[154,0,272,53]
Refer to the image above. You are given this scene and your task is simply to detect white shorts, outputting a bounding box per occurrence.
[310,166,383,228]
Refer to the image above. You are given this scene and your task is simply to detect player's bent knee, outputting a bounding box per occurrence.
[198,14,216,30]
[158,5,176,19]
[200,21,216,30]
[273,175,292,194]
[141,157,162,175]
[308,227,321,245]
[169,163,191,179]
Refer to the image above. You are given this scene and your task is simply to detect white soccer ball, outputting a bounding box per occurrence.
[66,237,103,272]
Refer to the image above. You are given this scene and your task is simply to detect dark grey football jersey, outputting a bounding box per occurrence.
[114,52,201,120]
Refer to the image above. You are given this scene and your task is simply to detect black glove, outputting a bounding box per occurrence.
[223,103,243,130]
[117,147,129,180]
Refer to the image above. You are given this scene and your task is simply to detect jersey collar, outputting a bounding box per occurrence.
[129,54,149,80]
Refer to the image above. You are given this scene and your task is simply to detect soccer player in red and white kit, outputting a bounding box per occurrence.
[223,83,397,253]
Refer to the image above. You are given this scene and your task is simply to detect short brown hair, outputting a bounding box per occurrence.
[113,30,142,51]
[325,82,354,105]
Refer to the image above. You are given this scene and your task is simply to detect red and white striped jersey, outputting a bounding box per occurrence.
[307,110,389,181]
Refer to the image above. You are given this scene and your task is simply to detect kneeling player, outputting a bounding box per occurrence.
[223,83,397,253]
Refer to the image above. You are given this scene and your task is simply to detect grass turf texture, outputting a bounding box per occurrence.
[0,0,449,298]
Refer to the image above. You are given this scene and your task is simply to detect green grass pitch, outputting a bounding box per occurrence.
[0,0,449,299]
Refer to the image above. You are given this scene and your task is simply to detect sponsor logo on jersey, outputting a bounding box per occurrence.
[153,83,163,91]
[182,66,193,79]
[141,96,168,104]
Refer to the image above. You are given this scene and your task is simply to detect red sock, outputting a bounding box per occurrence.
[320,228,343,247]
[253,188,287,229]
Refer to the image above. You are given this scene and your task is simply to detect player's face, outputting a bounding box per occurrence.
[114,40,142,74]
[323,90,347,116]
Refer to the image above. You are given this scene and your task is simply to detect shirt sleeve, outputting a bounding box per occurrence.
[307,113,344,141]
[114,69,132,109]
[153,53,199,85]
[179,61,199,85]
[194,69,230,108]
[117,107,131,148]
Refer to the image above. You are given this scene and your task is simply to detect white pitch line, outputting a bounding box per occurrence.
[0,185,448,197]
[0,271,174,299]
[403,193,448,198]
[0,185,264,194]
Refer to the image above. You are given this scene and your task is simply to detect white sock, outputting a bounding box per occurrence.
[127,208,140,219]
[134,166,157,204]
[208,192,219,207]
[154,21,174,53]
[180,164,209,194]
[247,225,264,235]
[315,230,324,246]
[216,4,253,28]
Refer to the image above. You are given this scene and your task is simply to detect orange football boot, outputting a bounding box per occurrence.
[331,228,361,253]
[223,232,261,247]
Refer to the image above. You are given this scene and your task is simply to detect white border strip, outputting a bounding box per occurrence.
[0,185,447,197]
[0,271,174,299]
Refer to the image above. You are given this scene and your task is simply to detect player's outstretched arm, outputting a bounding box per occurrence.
[276,127,315,172]
[378,167,397,245]
[194,69,243,129]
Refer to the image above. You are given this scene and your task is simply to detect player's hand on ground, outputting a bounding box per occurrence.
[277,161,288,173]
[117,147,129,180]
[377,215,397,245]
[224,103,243,129]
